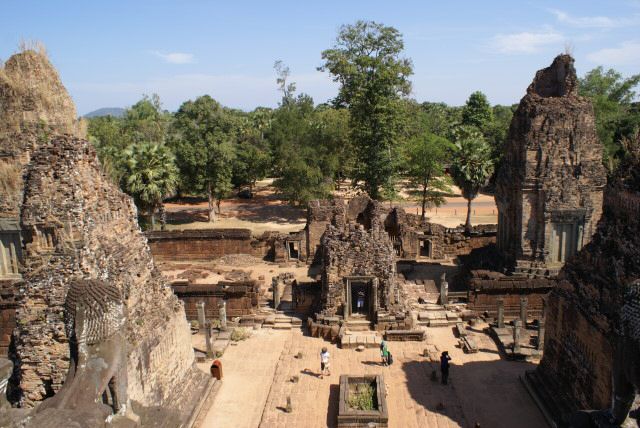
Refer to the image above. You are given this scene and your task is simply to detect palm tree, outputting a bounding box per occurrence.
[450,135,494,233]
[123,142,178,230]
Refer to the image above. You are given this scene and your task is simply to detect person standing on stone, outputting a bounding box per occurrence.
[440,351,451,385]
[380,340,389,366]
[320,347,331,379]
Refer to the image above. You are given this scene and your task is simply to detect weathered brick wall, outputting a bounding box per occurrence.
[320,223,396,316]
[146,229,272,261]
[536,144,640,418]
[539,288,613,410]
[495,54,605,271]
[12,137,200,407]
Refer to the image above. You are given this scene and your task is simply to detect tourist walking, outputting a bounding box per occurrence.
[440,351,451,385]
[320,347,331,378]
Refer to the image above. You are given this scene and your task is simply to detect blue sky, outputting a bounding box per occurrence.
[1,0,639,114]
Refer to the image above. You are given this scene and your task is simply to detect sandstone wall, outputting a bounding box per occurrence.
[172,281,259,321]
[12,137,199,407]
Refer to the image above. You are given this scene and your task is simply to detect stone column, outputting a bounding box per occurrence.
[537,318,545,351]
[219,301,227,331]
[439,273,448,306]
[513,319,522,353]
[497,297,505,328]
[519,296,528,327]
[197,301,206,329]
[273,278,281,310]
[204,321,213,358]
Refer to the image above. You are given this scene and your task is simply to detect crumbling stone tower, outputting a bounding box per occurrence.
[526,134,640,425]
[495,54,606,277]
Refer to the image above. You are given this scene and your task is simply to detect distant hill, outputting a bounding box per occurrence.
[84,107,126,118]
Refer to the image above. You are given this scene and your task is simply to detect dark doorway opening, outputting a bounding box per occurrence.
[287,241,300,260]
[350,282,369,316]
[419,239,432,258]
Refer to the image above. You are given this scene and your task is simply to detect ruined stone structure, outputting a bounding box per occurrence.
[385,207,496,260]
[172,280,260,321]
[11,136,204,410]
[318,196,398,327]
[526,135,640,425]
[495,54,606,277]
[0,50,85,356]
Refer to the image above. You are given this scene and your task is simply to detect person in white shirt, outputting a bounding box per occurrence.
[320,347,330,378]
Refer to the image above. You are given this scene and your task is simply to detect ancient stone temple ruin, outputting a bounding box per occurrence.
[525,134,640,425]
[0,49,86,356]
[495,54,606,277]
[12,136,204,410]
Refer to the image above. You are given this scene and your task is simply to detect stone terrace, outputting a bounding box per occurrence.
[205,326,546,428]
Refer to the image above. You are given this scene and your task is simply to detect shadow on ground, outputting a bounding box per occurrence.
[401,358,545,428]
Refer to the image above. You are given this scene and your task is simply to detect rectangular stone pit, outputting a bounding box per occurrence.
[338,374,388,427]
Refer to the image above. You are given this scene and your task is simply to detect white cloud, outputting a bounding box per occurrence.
[587,40,640,65]
[152,51,194,64]
[491,29,564,54]
[548,9,637,29]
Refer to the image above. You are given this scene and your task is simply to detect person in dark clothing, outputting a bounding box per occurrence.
[440,351,451,385]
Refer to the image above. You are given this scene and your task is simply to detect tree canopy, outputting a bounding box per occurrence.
[320,20,413,200]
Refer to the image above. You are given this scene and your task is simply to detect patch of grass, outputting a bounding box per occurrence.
[348,383,377,411]
[0,160,21,194]
[230,327,251,342]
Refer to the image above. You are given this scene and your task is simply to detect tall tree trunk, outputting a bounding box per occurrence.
[421,184,427,221]
[465,198,472,234]
[159,204,167,231]
[207,184,216,222]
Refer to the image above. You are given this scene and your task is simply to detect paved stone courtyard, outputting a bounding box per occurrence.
[201,325,546,428]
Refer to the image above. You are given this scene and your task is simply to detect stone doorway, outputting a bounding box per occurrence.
[286,241,301,260]
[417,238,432,259]
[343,276,377,321]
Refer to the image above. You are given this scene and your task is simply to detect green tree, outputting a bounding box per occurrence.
[309,106,353,188]
[122,93,170,144]
[579,67,640,171]
[404,133,453,220]
[461,91,493,132]
[450,136,494,233]
[87,115,129,183]
[320,20,413,200]
[122,142,178,230]
[233,137,272,194]
[170,95,237,222]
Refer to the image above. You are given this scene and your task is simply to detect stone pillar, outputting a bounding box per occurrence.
[204,321,213,358]
[273,278,281,310]
[513,319,522,353]
[519,296,528,327]
[197,301,206,329]
[537,318,545,351]
[439,273,448,306]
[219,301,227,331]
[538,297,547,351]
[497,297,505,328]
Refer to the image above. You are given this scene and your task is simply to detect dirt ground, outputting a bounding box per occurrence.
[163,179,497,235]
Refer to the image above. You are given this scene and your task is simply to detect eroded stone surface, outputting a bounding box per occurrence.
[12,137,200,407]
[495,54,606,276]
